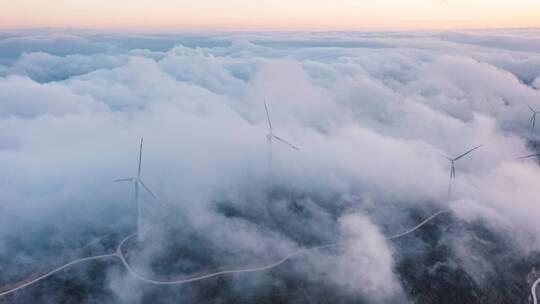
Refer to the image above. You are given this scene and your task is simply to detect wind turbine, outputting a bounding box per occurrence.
[264,100,300,151]
[528,105,540,131]
[115,138,159,240]
[443,144,482,197]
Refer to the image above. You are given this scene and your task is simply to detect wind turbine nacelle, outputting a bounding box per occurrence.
[266,134,273,142]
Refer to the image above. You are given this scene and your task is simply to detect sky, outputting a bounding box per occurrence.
[1,29,540,302]
[1,0,540,31]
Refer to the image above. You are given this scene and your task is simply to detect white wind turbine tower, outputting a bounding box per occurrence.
[443,144,482,197]
[264,100,300,175]
[528,105,540,132]
[115,138,159,240]
[264,100,300,151]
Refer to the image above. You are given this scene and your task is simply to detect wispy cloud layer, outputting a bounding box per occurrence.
[1,29,540,303]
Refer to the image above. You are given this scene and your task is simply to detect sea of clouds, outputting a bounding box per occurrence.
[1,28,540,303]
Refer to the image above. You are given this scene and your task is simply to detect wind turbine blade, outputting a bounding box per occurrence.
[115,178,132,182]
[272,135,300,150]
[263,100,273,134]
[441,153,452,161]
[139,180,157,199]
[529,114,535,129]
[528,104,536,113]
[515,153,540,160]
[533,114,537,129]
[140,180,163,207]
[453,145,482,161]
[138,138,143,177]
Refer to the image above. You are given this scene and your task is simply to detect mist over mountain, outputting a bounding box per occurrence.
[1,29,540,303]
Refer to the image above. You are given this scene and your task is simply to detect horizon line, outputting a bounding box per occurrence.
[1,25,540,34]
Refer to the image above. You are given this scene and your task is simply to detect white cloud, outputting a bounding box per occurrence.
[1,29,540,303]
[0,75,107,118]
[333,213,403,300]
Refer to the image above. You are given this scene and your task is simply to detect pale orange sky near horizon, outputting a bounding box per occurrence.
[1,0,540,31]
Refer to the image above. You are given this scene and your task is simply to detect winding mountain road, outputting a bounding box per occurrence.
[0,254,117,296]
[532,277,540,304]
[0,210,446,297]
